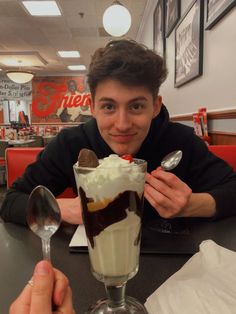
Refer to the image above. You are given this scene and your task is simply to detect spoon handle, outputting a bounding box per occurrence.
[42,238,51,261]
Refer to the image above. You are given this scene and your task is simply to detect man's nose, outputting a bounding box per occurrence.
[115,111,132,130]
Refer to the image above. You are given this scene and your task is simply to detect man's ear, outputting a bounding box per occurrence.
[88,95,95,116]
[153,95,162,118]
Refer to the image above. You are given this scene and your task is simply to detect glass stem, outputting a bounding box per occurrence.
[42,238,51,261]
[105,283,126,308]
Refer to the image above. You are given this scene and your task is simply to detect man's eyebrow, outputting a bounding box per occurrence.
[130,96,148,102]
[98,96,148,102]
[98,97,115,102]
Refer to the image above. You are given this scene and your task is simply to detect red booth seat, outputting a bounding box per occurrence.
[5,147,75,198]
[5,146,235,197]
[208,145,236,171]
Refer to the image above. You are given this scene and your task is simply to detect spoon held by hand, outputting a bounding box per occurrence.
[26,185,61,261]
[161,150,183,171]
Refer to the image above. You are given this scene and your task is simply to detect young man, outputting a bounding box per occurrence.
[1,40,236,225]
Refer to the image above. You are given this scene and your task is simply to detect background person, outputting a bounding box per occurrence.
[57,79,91,122]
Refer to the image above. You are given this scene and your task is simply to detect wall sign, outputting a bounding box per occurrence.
[31,76,92,123]
[153,0,165,57]
[0,77,32,101]
[205,0,236,30]
[165,0,181,38]
[174,0,204,87]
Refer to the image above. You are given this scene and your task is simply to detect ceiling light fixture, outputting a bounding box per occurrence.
[68,65,86,71]
[6,71,34,84]
[58,51,80,58]
[103,0,131,37]
[6,60,34,84]
[22,1,61,16]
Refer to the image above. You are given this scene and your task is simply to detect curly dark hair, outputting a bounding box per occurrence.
[87,39,168,99]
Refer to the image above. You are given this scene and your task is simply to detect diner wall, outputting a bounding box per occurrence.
[171,109,236,145]
[137,0,236,138]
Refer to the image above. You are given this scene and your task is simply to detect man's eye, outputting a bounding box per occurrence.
[101,104,115,111]
[129,103,144,110]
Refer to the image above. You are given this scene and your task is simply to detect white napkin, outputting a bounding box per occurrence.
[145,240,236,314]
[69,225,87,247]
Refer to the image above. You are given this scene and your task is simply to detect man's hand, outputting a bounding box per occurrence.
[9,260,75,314]
[145,167,216,218]
[57,196,83,224]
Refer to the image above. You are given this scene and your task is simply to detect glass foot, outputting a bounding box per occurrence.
[86,296,148,313]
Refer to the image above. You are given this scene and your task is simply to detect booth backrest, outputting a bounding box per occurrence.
[208,145,236,171]
[5,147,75,198]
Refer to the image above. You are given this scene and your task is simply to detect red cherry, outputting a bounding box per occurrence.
[121,154,133,163]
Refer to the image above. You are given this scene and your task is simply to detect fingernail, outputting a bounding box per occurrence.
[34,261,50,276]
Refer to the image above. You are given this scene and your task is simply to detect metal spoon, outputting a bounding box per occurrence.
[151,150,184,234]
[26,185,61,261]
[161,150,183,171]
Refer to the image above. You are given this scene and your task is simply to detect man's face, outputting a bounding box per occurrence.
[91,79,162,156]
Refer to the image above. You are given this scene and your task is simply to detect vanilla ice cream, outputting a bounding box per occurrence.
[73,154,146,284]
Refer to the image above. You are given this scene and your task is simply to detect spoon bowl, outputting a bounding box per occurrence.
[26,185,61,261]
[161,150,183,171]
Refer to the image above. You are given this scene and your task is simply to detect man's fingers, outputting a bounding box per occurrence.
[30,260,54,314]
[9,284,32,314]
[55,287,75,314]
[150,169,181,188]
[52,268,69,306]
[9,261,74,314]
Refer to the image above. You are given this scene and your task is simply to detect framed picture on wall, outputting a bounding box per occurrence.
[174,0,204,88]
[205,0,236,30]
[153,0,165,57]
[165,0,181,37]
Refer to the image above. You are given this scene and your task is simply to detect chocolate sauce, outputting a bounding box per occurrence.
[79,187,144,248]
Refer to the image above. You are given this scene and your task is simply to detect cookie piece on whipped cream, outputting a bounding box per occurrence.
[78,148,99,168]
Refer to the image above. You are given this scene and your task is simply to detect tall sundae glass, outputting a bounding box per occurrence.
[73,153,147,313]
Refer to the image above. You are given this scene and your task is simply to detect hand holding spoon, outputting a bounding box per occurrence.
[148,150,184,234]
[26,185,61,261]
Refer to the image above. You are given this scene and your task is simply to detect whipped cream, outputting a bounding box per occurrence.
[74,154,145,202]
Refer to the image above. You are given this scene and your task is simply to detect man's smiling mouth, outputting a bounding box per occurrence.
[110,133,136,143]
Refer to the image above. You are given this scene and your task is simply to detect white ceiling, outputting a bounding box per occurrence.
[0,0,148,76]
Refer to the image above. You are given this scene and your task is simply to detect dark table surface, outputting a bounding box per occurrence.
[1,217,236,314]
